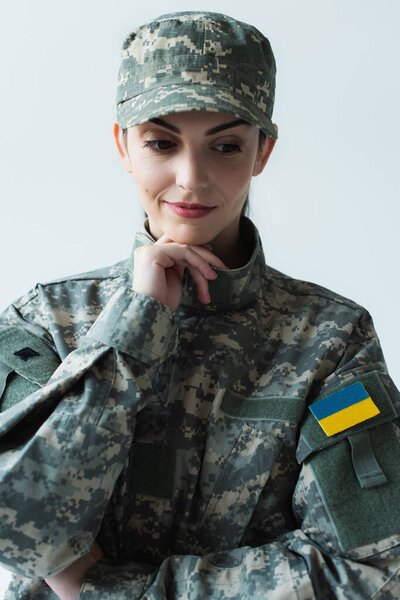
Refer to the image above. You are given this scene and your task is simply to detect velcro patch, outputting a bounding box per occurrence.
[130,443,176,499]
[310,381,380,436]
[0,326,60,385]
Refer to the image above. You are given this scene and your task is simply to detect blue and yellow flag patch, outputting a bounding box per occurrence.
[309,381,380,437]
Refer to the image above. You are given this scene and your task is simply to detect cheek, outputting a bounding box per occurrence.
[217,162,253,196]
[131,162,167,196]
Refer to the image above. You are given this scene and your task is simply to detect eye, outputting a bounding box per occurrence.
[143,140,174,151]
[142,139,242,156]
[214,143,242,156]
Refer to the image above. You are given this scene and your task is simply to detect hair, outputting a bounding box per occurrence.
[122,125,267,219]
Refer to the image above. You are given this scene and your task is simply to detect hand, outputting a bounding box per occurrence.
[131,235,228,310]
[44,541,103,600]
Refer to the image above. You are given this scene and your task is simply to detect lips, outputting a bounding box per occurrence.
[164,202,216,219]
[167,202,215,209]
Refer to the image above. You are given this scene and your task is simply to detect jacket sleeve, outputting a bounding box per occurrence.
[0,284,178,579]
[77,307,400,600]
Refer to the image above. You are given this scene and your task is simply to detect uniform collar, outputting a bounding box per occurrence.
[128,216,266,312]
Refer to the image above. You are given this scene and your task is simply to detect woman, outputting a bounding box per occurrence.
[1,10,399,600]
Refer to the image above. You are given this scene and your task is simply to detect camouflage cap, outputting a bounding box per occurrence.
[116,11,277,139]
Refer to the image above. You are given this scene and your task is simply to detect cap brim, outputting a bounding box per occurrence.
[117,83,277,139]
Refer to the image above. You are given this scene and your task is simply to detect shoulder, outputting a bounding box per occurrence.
[260,263,370,332]
[37,257,129,286]
[0,257,132,352]
[248,217,367,317]
[5,257,130,315]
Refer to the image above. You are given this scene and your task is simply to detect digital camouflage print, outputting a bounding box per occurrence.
[116,11,278,140]
[0,216,399,599]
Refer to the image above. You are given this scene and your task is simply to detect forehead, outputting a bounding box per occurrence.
[133,110,255,136]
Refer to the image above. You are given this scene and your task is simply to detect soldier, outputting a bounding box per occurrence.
[0,10,399,600]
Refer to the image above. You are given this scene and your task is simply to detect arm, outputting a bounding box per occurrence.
[0,237,225,582]
[76,308,400,599]
[0,284,177,579]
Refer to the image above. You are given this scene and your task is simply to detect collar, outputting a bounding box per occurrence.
[127,216,266,312]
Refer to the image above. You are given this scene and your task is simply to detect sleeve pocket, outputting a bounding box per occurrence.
[297,370,400,552]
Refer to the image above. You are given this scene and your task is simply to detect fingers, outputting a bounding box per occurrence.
[149,244,225,279]
[155,235,228,270]
[133,236,229,308]
[154,233,174,245]
[160,245,218,304]
[189,245,228,271]
[187,264,216,304]
[90,541,103,562]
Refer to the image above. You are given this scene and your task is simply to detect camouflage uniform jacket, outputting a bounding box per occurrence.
[0,216,399,599]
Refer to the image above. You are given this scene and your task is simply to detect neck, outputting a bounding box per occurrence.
[211,237,249,269]
[209,216,249,269]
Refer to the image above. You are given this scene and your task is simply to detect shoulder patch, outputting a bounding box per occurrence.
[297,371,400,551]
[297,370,398,463]
[0,327,60,385]
[309,381,380,436]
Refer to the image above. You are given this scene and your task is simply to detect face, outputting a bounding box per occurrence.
[114,110,277,260]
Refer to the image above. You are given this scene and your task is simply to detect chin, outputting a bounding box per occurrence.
[165,224,212,246]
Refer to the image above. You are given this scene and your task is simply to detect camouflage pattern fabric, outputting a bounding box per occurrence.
[116,11,278,140]
[0,216,399,599]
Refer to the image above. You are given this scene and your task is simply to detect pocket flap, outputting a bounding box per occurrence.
[220,390,305,424]
[296,371,398,463]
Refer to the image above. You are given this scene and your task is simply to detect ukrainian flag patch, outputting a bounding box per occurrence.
[309,382,380,437]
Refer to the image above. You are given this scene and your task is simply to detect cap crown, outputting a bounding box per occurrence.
[116,11,277,138]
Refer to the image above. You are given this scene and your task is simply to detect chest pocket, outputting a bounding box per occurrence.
[0,326,60,412]
[192,390,305,553]
[296,370,400,553]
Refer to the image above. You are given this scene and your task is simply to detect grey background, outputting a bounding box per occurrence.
[0,0,399,592]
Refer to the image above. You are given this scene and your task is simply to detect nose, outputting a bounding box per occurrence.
[175,147,209,193]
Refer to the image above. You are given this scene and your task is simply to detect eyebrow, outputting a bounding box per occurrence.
[148,117,251,136]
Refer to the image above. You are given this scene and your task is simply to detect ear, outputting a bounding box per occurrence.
[113,123,133,173]
[252,123,278,176]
